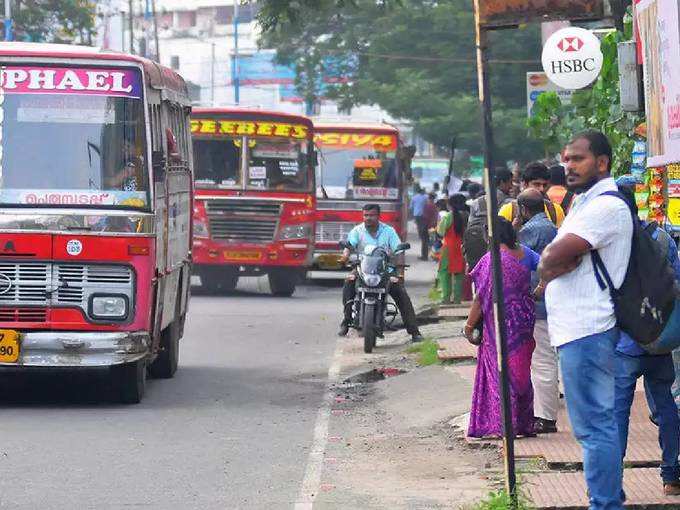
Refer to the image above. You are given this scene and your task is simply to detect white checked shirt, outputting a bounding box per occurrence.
[546,177,633,347]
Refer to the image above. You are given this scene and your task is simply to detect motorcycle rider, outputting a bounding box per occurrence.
[338,203,424,342]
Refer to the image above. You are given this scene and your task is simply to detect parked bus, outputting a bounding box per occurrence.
[0,42,194,403]
[313,122,412,270]
[191,108,316,296]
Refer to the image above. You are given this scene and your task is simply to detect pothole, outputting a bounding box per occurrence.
[343,367,407,385]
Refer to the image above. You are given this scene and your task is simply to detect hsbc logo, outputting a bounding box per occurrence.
[557,37,584,52]
[542,27,603,90]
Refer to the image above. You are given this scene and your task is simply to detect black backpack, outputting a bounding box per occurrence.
[590,191,677,345]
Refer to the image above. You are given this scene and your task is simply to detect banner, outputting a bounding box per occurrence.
[191,119,309,139]
[314,132,398,152]
[0,67,142,99]
[636,0,680,166]
[479,0,604,28]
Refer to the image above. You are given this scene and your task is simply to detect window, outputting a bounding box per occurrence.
[215,6,233,25]
[177,11,196,29]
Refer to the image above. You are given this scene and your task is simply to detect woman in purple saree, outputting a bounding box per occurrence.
[464,218,537,438]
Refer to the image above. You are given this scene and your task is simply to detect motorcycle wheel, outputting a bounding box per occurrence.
[362,302,377,354]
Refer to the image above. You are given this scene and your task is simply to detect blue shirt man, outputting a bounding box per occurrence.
[410,190,427,218]
[339,204,422,342]
[613,184,680,495]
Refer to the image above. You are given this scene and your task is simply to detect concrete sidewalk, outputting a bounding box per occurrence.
[427,304,680,509]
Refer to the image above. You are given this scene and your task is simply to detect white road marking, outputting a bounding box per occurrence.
[293,339,344,510]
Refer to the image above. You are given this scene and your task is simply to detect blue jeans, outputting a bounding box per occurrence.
[558,328,624,510]
[615,352,680,483]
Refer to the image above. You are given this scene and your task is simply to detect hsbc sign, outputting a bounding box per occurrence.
[542,27,603,90]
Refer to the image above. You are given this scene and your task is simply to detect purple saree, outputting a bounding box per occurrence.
[468,249,536,438]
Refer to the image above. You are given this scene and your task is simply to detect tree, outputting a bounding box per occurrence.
[6,0,97,44]
[258,0,544,163]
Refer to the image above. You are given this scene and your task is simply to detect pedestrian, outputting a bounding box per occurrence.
[499,162,565,229]
[411,186,430,261]
[464,218,536,438]
[539,130,632,510]
[547,164,575,215]
[436,195,466,304]
[517,189,559,434]
[423,192,439,246]
[612,184,680,497]
[463,168,513,272]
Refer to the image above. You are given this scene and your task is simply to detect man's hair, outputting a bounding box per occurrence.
[569,130,613,172]
[497,218,517,249]
[428,192,436,201]
[549,165,566,186]
[522,162,550,183]
[494,167,513,185]
[363,203,381,214]
[518,191,545,216]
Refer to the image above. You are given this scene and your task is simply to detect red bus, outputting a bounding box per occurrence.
[191,108,316,296]
[0,43,194,403]
[313,122,412,270]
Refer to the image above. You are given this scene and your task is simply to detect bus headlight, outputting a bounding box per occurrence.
[279,223,312,240]
[90,295,128,320]
[194,219,209,238]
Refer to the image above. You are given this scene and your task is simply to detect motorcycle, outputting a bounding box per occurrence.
[339,241,411,353]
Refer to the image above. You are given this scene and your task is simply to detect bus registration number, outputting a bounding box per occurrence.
[0,330,20,363]
[224,251,262,262]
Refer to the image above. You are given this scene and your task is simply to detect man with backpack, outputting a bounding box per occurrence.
[539,131,633,510]
[462,167,513,272]
[612,184,680,496]
[499,162,566,229]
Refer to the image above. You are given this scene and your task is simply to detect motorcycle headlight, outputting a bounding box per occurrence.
[364,274,381,287]
[194,219,209,238]
[90,295,128,320]
[279,223,312,240]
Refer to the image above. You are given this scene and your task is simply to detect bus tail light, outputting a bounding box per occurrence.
[128,245,150,256]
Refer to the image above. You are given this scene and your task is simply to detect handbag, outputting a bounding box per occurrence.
[464,315,483,346]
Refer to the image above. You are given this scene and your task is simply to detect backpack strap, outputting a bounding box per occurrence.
[560,190,575,212]
[590,190,635,295]
[545,199,557,224]
[510,200,518,223]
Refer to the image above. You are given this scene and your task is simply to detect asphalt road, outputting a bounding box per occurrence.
[0,243,432,510]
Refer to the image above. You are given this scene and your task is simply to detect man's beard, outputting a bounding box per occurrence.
[567,175,599,194]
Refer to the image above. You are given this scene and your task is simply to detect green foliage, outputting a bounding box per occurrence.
[8,0,96,44]
[471,489,534,510]
[406,339,440,366]
[527,28,643,176]
[258,0,544,163]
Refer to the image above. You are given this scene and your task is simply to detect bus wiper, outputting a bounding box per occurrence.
[320,185,329,199]
[65,225,92,231]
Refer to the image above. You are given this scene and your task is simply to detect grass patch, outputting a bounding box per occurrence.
[428,285,441,303]
[470,489,533,510]
[406,339,440,366]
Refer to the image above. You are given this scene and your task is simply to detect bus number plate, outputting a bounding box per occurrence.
[224,251,262,262]
[0,330,20,363]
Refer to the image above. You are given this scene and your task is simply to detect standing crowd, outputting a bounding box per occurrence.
[413,130,680,510]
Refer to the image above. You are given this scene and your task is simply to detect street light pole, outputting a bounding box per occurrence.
[473,0,517,503]
[232,0,240,104]
[211,42,216,105]
[4,0,12,41]
[151,0,160,62]
[128,0,134,54]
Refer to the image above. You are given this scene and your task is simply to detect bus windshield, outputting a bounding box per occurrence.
[193,138,242,187]
[0,66,149,210]
[317,146,399,201]
[247,137,311,191]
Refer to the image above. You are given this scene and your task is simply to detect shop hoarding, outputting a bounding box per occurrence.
[479,0,605,28]
[636,0,680,167]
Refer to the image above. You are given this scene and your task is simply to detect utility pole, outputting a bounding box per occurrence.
[232,1,240,104]
[211,42,216,105]
[473,0,517,504]
[4,0,12,41]
[151,0,160,61]
[128,0,134,55]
